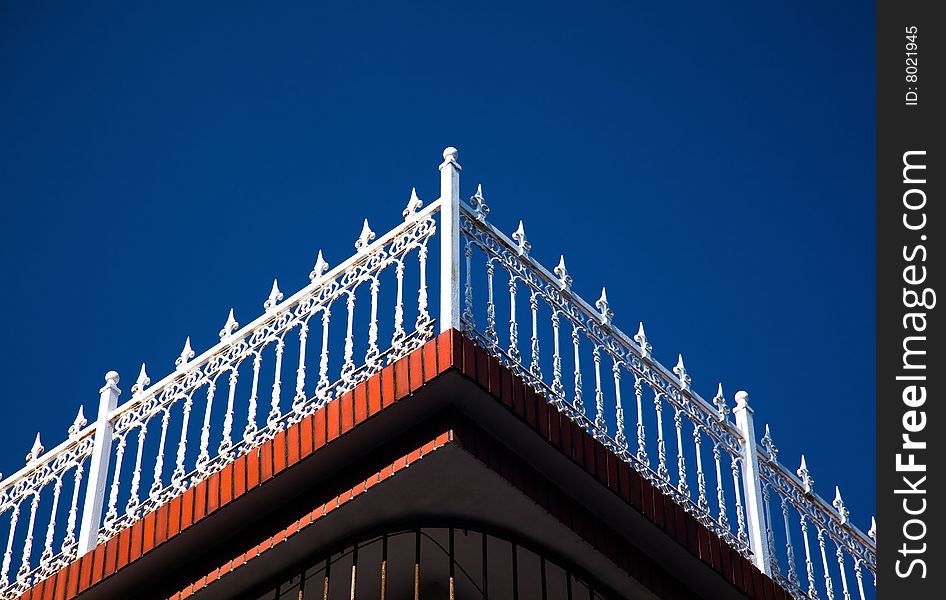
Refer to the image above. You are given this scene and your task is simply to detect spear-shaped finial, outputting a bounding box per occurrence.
[309,250,330,282]
[797,455,814,495]
[131,363,151,395]
[634,322,652,359]
[355,219,376,251]
[403,187,424,220]
[470,184,489,222]
[26,433,44,464]
[176,337,195,369]
[553,256,572,290]
[760,424,778,461]
[68,406,87,438]
[673,354,691,391]
[595,288,613,326]
[512,221,531,256]
[712,383,730,421]
[219,309,239,340]
[264,279,284,312]
[833,486,850,525]
[868,516,876,541]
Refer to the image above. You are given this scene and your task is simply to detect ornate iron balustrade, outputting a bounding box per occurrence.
[0,147,875,599]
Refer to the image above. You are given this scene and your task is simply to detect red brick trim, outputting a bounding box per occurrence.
[22,330,788,600]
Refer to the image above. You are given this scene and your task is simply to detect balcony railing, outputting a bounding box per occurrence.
[0,147,875,599]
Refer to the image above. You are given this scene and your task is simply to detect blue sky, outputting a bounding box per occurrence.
[1,0,874,531]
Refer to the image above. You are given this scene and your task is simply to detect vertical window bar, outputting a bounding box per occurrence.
[414,530,421,600]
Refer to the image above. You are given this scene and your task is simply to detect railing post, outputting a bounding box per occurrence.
[733,390,772,574]
[77,371,120,555]
[439,146,461,333]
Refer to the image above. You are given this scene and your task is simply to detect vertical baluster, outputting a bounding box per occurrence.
[551,312,564,401]
[244,354,262,442]
[529,291,542,381]
[508,278,521,362]
[219,369,239,455]
[340,291,357,388]
[61,464,84,556]
[462,240,474,327]
[836,545,852,600]
[817,529,836,600]
[654,392,670,482]
[365,279,380,369]
[712,444,729,532]
[317,309,332,397]
[294,320,311,414]
[2,502,21,586]
[392,261,406,352]
[634,376,648,467]
[674,407,689,498]
[485,261,498,348]
[853,559,866,600]
[172,393,196,489]
[103,433,127,527]
[693,425,708,513]
[17,491,41,582]
[592,346,606,433]
[415,244,430,329]
[800,516,820,598]
[731,457,748,545]
[612,361,627,450]
[126,424,148,517]
[781,497,800,587]
[150,408,171,500]
[570,326,584,415]
[268,339,286,424]
[196,380,218,473]
[763,483,779,575]
[40,477,63,565]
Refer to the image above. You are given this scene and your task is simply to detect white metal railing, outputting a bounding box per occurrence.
[0,147,875,599]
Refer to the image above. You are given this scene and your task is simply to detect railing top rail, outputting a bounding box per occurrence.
[459,201,742,442]
[0,421,95,498]
[107,199,444,426]
[760,449,875,553]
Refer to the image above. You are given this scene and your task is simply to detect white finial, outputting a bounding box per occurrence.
[104,371,120,386]
[712,383,730,421]
[734,390,749,409]
[264,279,284,312]
[355,219,376,252]
[512,221,531,256]
[403,187,424,220]
[176,337,195,369]
[26,433,44,464]
[132,363,151,395]
[634,322,652,358]
[833,486,850,525]
[595,288,613,326]
[673,354,691,391]
[760,424,778,461]
[443,146,459,163]
[797,455,814,495]
[470,184,489,222]
[309,250,329,282]
[553,256,572,290]
[219,309,239,340]
[68,406,87,438]
[868,516,876,541]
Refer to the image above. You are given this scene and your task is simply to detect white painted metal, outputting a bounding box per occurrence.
[0,148,875,600]
[439,146,460,333]
[734,391,774,573]
[77,372,120,556]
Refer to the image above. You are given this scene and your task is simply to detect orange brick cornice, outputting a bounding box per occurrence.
[22,330,789,600]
